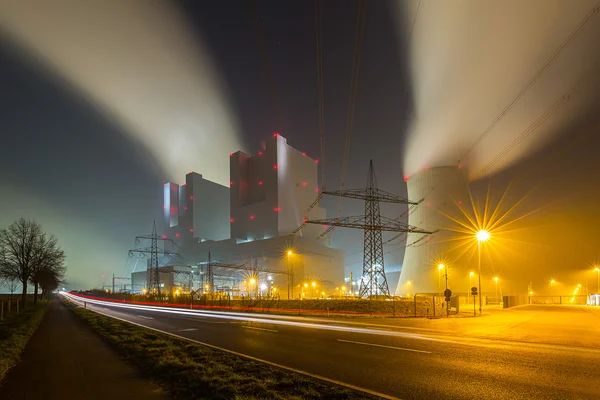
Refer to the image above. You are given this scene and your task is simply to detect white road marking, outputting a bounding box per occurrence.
[337,339,432,354]
[179,328,198,332]
[242,325,278,333]
[137,315,154,320]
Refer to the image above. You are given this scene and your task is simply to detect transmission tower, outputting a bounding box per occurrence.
[296,160,436,298]
[128,221,184,296]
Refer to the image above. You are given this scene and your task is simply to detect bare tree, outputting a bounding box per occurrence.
[30,233,65,304]
[0,218,66,307]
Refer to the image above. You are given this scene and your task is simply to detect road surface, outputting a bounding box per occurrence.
[63,294,600,400]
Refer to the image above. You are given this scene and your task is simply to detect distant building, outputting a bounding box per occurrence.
[230,133,326,242]
[154,133,342,298]
[132,264,193,294]
[163,172,230,242]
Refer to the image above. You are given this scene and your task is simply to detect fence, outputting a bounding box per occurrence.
[0,298,20,321]
[529,295,588,305]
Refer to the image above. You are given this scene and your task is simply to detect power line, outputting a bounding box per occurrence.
[315,0,326,191]
[461,2,600,161]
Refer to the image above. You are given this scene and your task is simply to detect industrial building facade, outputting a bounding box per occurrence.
[148,133,341,299]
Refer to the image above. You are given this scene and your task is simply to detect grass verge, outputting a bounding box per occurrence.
[0,302,47,381]
[68,305,376,399]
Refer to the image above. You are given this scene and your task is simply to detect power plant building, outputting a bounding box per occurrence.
[163,172,230,242]
[396,166,470,295]
[153,134,341,299]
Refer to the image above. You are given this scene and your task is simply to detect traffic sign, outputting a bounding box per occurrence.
[471,286,478,295]
[444,289,452,298]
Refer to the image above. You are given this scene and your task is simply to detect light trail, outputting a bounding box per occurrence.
[61,292,444,342]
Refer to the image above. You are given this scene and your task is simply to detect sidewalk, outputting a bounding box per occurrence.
[0,299,165,400]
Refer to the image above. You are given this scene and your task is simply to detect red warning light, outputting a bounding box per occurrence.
[273,165,279,169]
[189,195,194,200]
[190,228,194,233]
[258,151,263,156]
[175,233,180,238]
[458,165,463,169]
[302,152,306,156]
[404,176,409,182]
[426,202,431,207]
[184,206,188,210]
[229,153,233,157]
[315,187,319,192]
[163,205,167,209]
[315,160,319,164]
[324,225,329,229]
[250,215,255,220]
[303,217,308,223]
[458,201,463,205]
[230,218,235,223]
[230,181,234,185]
[425,167,429,171]
[162,235,167,239]
[302,181,307,187]
[258,181,263,186]
[273,132,280,137]
[273,207,281,212]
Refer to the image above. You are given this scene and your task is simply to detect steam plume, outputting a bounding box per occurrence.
[0,0,242,185]
[397,0,600,178]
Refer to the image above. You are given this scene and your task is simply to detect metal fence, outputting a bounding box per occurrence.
[529,295,588,305]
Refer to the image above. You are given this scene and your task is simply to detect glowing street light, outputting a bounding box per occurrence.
[249,278,256,285]
[438,263,445,291]
[595,267,600,293]
[476,230,490,315]
[494,277,499,300]
[550,279,555,297]
[286,250,294,299]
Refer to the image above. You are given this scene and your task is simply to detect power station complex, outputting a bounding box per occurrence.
[128,133,479,299]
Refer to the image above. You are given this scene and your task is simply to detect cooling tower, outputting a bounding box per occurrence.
[396,166,469,295]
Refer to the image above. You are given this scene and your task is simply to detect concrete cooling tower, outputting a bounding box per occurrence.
[396,166,469,295]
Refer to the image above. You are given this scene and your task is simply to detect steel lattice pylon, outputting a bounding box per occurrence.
[149,221,160,295]
[294,160,436,299]
[359,161,389,298]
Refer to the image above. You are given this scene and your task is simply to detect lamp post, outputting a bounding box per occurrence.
[550,279,555,299]
[287,251,293,300]
[595,267,600,293]
[494,277,499,301]
[476,230,490,315]
[469,272,474,303]
[438,264,444,291]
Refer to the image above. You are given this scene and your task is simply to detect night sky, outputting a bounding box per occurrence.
[1,0,599,293]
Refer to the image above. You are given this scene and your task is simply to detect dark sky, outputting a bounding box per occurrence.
[1,0,599,293]
[0,0,410,289]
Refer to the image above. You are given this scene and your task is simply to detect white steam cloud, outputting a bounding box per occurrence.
[397,0,600,178]
[0,0,241,185]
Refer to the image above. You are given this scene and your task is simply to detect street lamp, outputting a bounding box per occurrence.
[287,251,293,300]
[550,279,555,299]
[476,229,490,315]
[494,277,499,300]
[438,263,444,291]
[312,281,317,299]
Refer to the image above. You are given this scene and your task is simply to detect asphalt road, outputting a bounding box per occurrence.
[64,294,600,400]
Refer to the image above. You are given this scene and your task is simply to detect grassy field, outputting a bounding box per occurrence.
[69,305,377,399]
[0,302,47,381]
